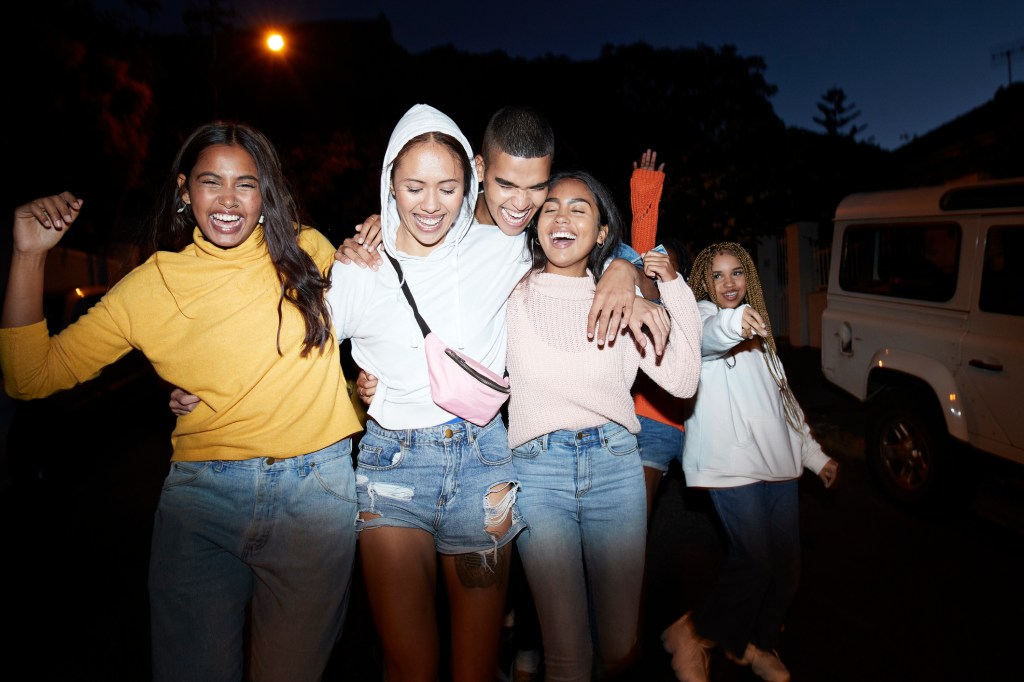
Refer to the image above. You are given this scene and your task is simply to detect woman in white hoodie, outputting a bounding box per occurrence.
[325,104,532,682]
[661,242,838,682]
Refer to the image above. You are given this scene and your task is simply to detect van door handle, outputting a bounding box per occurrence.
[969,359,1003,372]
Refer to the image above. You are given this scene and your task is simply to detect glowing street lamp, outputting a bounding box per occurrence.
[265,31,285,53]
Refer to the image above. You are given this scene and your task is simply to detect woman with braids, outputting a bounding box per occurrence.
[660,242,838,682]
[0,122,362,682]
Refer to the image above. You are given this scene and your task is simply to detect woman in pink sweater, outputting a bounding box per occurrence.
[504,170,703,681]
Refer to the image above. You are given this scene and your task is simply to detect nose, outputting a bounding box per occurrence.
[511,188,530,209]
[219,190,238,209]
[420,189,441,212]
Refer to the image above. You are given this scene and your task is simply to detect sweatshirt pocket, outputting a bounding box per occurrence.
[730,416,800,479]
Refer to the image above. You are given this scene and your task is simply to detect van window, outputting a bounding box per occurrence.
[838,223,960,301]
[979,225,1024,316]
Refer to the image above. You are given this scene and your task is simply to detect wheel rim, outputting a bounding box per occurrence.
[877,418,931,492]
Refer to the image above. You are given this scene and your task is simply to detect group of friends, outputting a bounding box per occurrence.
[0,102,837,682]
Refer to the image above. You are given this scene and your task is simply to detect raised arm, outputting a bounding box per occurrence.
[630,149,665,256]
[3,192,83,328]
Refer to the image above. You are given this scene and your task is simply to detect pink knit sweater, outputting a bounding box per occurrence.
[505,271,702,448]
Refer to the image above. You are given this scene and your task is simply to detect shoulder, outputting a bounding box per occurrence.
[298,226,336,270]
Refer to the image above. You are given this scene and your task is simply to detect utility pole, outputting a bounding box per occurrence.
[991,40,1024,85]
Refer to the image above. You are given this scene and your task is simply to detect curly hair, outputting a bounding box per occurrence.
[689,241,806,430]
[688,241,777,355]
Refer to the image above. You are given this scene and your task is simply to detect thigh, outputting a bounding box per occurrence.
[249,441,359,682]
[148,461,254,682]
[709,483,774,560]
[637,415,685,472]
[359,526,441,680]
[582,427,647,669]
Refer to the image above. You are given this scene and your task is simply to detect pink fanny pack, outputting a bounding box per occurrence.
[386,253,510,426]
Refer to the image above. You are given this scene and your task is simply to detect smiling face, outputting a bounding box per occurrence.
[536,178,607,277]
[709,251,747,308]
[179,144,262,249]
[475,150,551,235]
[392,139,466,256]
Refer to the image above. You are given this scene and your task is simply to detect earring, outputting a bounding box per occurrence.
[258,214,265,224]
[176,204,185,214]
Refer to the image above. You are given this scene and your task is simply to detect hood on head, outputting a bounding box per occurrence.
[380,104,479,260]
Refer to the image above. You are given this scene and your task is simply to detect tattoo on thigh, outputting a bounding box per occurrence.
[455,543,511,589]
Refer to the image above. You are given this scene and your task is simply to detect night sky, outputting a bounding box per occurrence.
[97,0,1024,150]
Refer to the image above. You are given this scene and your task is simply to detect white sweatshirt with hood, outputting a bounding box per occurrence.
[682,301,831,488]
[327,104,531,430]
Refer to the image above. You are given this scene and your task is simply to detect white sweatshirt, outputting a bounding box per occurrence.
[327,104,530,429]
[682,301,831,488]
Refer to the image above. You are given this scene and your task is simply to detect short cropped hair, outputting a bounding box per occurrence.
[480,105,555,163]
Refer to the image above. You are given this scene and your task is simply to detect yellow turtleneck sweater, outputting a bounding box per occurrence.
[0,226,362,461]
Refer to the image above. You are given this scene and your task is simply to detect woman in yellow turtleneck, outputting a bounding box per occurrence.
[0,122,362,682]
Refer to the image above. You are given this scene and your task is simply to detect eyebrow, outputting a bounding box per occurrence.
[196,171,260,183]
[545,196,593,207]
[496,176,549,191]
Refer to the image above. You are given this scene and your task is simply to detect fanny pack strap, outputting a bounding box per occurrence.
[385,252,432,339]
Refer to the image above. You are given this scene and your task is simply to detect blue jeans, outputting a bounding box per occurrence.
[149,439,358,682]
[695,480,800,657]
[355,414,525,556]
[637,415,686,472]
[512,423,647,682]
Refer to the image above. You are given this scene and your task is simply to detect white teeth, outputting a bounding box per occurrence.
[503,207,529,223]
[212,213,241,222]
[551,231,575,240]
[417,215,443,227]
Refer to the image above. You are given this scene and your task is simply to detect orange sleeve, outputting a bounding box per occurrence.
[630,168,665,255]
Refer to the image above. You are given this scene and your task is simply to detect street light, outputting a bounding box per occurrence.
[265,31,285,54]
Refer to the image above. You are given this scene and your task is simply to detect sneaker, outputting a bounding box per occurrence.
[660,612,712,682]
[750,647,790,682]
[512,649,541,682]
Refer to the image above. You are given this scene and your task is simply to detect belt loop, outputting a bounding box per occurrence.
[540,433,549,452]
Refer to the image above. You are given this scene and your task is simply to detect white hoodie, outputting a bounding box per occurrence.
[682,300,831,488]
[327,104,531,429]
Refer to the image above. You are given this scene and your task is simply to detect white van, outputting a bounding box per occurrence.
[820,177,1024,506]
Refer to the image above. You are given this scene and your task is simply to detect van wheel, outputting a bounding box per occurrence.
[867,391,950,508]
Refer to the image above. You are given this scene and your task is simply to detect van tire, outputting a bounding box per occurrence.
[866,389,951,509]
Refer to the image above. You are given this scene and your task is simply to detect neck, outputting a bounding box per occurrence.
[474,199,496,226]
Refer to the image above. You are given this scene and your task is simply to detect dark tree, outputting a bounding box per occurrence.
[814,87,866,139]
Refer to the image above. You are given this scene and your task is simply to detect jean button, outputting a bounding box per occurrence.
[444,428,454,438]
[575,432,583,440]
[266,457,276,465]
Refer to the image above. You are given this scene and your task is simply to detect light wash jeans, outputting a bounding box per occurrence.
[149,439,358,682]
[695,479,801,657]
[512,423,647,682]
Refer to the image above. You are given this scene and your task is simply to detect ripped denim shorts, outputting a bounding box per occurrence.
[355,414,525,555]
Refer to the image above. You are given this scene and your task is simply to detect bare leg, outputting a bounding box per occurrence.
[358,525,439,682]
[644,466,663,523]
[441,482,517,682]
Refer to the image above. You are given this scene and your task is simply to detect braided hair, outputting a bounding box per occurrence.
[688,242,804,431]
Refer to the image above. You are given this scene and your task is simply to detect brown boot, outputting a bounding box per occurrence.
[660,612,712,682]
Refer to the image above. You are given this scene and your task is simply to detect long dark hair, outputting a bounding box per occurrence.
[150,121,333,357]
[527,170,622,282]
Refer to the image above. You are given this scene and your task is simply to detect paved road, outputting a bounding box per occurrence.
[2,346,1022,681]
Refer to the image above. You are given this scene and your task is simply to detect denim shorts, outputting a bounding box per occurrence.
[355,414,525,555]
[637,415,686,472]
